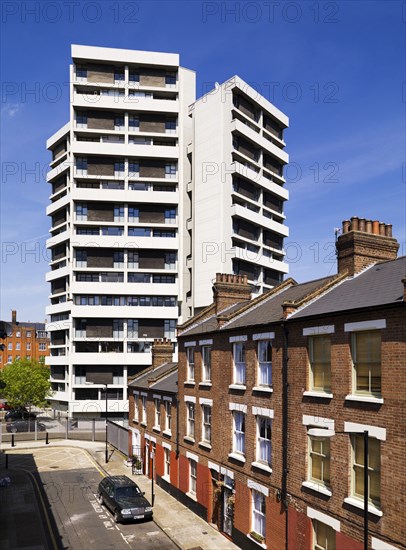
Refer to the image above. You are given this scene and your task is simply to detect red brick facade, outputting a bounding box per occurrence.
[127,222,405,550]
[0,310,49,368]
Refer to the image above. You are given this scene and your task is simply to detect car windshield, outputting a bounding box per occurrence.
[116,486,141,499]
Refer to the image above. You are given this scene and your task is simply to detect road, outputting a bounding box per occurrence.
[7,447,177,550]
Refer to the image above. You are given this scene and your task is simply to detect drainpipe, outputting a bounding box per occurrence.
[281,321,289,550]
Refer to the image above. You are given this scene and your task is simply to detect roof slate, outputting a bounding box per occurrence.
[150,370,178,393]
[292,257,405,318]
[128,361,177,389]
[224,276,335,330]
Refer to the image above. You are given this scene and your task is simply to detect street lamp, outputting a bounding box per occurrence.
[104,384,108,464]
[308,428,369,550]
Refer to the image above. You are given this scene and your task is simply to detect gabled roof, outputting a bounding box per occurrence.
[129,362,177,389]
[178,275,340,337]
[225,275,338,330]
[291,257,405,319]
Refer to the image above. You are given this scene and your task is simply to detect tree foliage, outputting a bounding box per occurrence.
[0,358,52,408]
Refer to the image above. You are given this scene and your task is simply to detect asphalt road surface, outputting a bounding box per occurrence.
[7,448,177,550]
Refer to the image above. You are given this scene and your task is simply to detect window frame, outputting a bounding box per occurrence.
[256,416,272,466]
[154,398,161,429]
[186,402,195,439]
[164,400,172,432]
[351,331,381,397]
[351,434,381,507]
[257,340,272,387]
[233,342,246,385]
[186,347,195,382]
[189,459,197,495]
[308,429,331,488]
[164,448,171,478]
[308,335,331,393]
[312,519,336,550]
[201,404,212,444]
[202,346,212,382]
[251,489,266,539]
[233,410,246,455]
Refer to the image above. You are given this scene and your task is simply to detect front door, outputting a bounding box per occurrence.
[145,443,149,476]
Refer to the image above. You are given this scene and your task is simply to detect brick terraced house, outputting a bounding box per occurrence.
[128,217,405,550]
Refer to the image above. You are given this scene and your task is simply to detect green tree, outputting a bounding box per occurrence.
[0,358,52,408]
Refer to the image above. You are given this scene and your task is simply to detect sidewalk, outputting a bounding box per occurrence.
[1,439,238,550]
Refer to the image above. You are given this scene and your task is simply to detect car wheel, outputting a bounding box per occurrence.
[10,426,18,434]
[97,493,104,506]
[113,510,121,524]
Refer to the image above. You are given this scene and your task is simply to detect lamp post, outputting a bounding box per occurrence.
[308,428,369,550]
[104,384,108,464]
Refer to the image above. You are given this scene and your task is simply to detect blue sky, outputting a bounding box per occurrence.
[1,0,405,321]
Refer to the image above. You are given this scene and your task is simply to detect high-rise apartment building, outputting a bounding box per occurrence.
[188,77,289,311]
[46,45,289,418]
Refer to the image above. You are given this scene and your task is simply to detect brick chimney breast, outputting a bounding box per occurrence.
[212,273,252,315]
[151,338,173,369]
[11,310,17,325]
[337,218,399,276]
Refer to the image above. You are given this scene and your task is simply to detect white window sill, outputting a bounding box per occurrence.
[184,381,195,386]
[132,418,139,423]
[184,436,195,444]
[345,395,384,404]
[186,491,197,501]
[252,461,272,474]
[198,441,212,450]
[162,429,172,437]
[247,534,267,549]
[229,384,246,390]
[152,426,161,433]
[302,480,332,497]
[344,497,383,517]
[228,452,246,463]
[253,386,273,393]
[162,474,170,483]
[199,382,212,387]
[140,422,147,427]
[303,391,333,399]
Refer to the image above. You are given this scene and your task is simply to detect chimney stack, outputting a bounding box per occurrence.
[11,310,17,325]
[151,338,173,369]
[212,273,252,315]
[337,217,399,276]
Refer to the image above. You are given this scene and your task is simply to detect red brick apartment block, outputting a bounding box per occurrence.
[0,310,49,368]
[127,219,406,550]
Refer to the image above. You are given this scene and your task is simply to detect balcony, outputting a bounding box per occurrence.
[71,140,179,159]
[231,204,289,236]
[231,119,288,164]
[73,92,179,113]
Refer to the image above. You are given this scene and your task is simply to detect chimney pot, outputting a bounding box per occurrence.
[379,222,386,236]
[342,220,350,233]
[350,216,359,231]
[365,220,372,233]
[385,224,392,237]
[359,218,366,232]
[372,220,380,235]
[11,310,17,324]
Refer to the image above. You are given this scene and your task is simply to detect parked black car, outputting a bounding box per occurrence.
[6,420,46,433]
[97,475,153,523]
[5,408,36,421]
